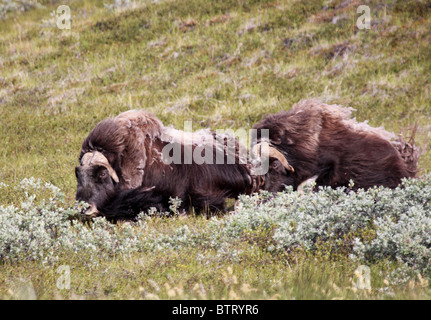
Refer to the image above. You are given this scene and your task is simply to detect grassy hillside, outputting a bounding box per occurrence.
[0,0,430,300]
[1,0,430,199]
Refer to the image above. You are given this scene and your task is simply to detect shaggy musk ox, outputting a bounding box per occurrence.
[252,99,420,192]
[75,110,256,220]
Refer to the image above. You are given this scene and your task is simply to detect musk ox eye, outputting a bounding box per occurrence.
[285,138,294,145]
[98,171,107,179]
[270,137,282,145]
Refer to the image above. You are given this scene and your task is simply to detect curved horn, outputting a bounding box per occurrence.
[84,203,100,217]
[252,142,294,172]
[81,151,120,183]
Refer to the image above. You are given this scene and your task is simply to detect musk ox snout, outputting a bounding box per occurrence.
[83,203,100,217]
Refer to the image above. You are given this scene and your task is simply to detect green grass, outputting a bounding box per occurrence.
[0,0,430,300]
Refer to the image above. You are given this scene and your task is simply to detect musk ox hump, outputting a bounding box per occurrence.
[113,110,165,189]
[114,110,164,139]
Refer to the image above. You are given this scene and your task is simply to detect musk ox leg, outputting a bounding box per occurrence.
[315,151,340,188]
[189,193,227,215]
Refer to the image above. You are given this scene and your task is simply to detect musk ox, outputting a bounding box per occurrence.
[75,110,257,220]
[252,99,420,192]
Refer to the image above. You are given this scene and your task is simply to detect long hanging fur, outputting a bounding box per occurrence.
[79,110,256,219]
[253,99,420,191]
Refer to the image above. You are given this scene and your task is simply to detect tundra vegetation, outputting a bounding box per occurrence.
[0,0,430,299]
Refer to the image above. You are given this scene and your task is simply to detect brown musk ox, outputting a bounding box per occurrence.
[252,99,420,192]
[75,110,257,220]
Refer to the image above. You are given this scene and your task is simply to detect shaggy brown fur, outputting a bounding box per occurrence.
[77,110,256,219]
[252,99,420,192]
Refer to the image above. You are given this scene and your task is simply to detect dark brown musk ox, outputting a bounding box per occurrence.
[75,110,258,220]
[252,99,420,192]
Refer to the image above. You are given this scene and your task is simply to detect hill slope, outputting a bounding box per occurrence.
[0,0,430,201]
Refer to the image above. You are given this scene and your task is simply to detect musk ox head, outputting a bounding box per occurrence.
[251,141,295,192]
[251,101,322,192]
[75,151,119,217]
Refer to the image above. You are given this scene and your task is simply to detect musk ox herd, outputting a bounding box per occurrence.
[75,99,420,220]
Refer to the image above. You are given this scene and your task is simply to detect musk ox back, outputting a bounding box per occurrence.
[252,99,420,192]
[76,110,255,220]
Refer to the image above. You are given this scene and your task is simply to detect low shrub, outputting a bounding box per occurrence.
[213,175,431,279]
[0,175,430,282]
